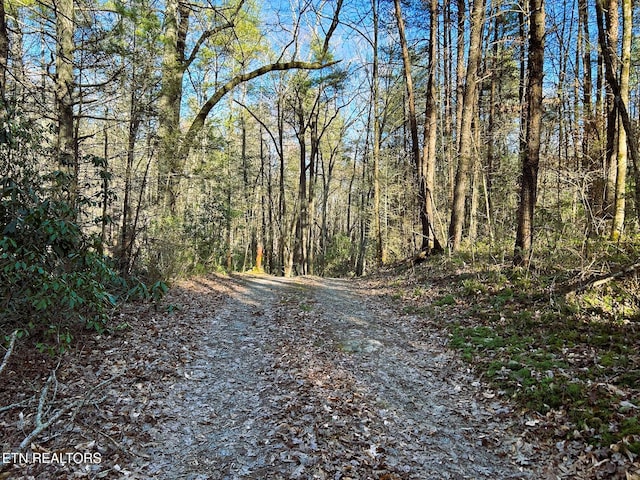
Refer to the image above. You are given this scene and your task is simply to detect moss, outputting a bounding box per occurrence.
[461,278,488,295]
[627,440,640,455]
[515,368,532,381]
[434,294,456,306]
[409,241,640,449]
[486,360,507,377]
[618,370,640,388]
[491,288,514,309]
[620,416,640,436]
[566,382,585,401]
[300,303,312,312]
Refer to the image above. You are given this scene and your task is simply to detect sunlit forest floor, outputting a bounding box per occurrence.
[367,243,640,478]
[1,245,639,479]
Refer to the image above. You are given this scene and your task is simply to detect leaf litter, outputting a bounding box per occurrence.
[0,272,617,478]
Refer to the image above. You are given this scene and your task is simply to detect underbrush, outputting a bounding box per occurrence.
[0,174,168,354]
[384,240,640,455]
[1,120,167,355]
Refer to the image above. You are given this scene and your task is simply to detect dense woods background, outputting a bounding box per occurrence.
[1,0,640,336]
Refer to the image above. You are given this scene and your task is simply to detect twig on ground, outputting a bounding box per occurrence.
[0,330,18,377]
[19,373,64,450]
[17,374,118,451]
[562,259,640,295]
[0,396,36,414]
[95,427,127,451]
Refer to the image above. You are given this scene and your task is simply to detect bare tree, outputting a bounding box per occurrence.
[448,0,486,252]
[158,0,343,213]
[514,0,545,266]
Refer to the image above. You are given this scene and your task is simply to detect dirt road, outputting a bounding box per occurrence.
[137,274,544,479]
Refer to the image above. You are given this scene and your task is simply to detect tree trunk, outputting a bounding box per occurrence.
[265,133,275,273]
[372,0,385,265]
[448,0,485,252]
[514,0,545,267]
[518,3,528,163]
[55,0,76,200]
[603,0,619,218]
[394,0,441,256]
[295,94,308,275]
[421,0,443,254]
[578,0,599,232]
[356,149,369,277]
[596,0,640,227]
[485,10,499,229]
[393,0,419,171]
[307,115,319,275]
[0,0,8,122]
[455,0,466,154]
[119,85,142,273]
[443,1,454,208]
[320,139,339,274]
[100,122,109,252]
[226,142,233,271]
[610,0,631,241]
[157,0,186,212]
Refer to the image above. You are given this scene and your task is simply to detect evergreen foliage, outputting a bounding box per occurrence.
[0,120,164,353]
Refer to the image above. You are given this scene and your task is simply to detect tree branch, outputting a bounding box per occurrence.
[16,373,117,451]
[321,0,344,57]
[233,99,281,157]
[183,23,232,70]
[179,59,338,160]
[0,330,17,378]
[595,0,640,173]
[562,259,640,295]
[183,0,245,70]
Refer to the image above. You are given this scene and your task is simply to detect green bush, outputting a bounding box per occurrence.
[1,175,116,350]
[0,122,165,353]
[321,233,357,277]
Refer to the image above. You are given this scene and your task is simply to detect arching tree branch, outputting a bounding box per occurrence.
[595,0,639,173]
[178,60,338,160]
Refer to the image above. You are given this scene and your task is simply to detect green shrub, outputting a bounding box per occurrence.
[0,122,165,353]
[321,233,357,277]
[1,176,113,349]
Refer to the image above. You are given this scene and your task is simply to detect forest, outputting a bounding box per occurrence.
[0,0,640,477]
[0,0,639,280]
